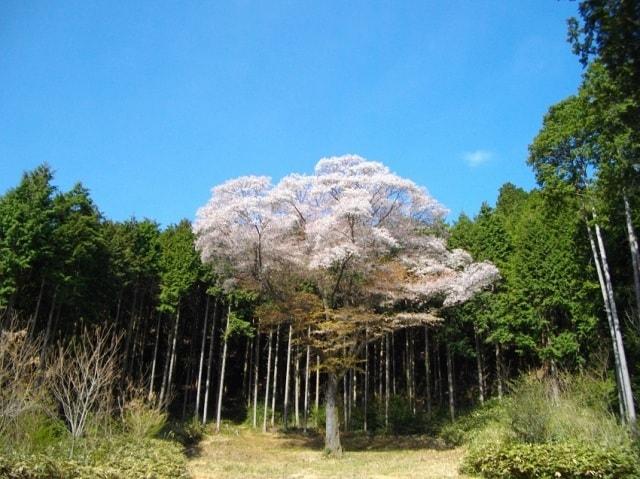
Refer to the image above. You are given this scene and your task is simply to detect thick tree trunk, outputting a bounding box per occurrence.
[202,300,219,425]
[446,344,455,421]
[215,304,231,432]
[324,372,342,457]
[283,324,293,428]
[148,312,162,401]
[195,295,210,420]
[252,331,261,428]
[424,326,432,416]
[270,326,280,427]
[474,327,485,405]
[263,330,273,432]
[623,193,640,323]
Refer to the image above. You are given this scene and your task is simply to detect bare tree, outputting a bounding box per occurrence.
[49,326,120,456]
[0,318,48,437]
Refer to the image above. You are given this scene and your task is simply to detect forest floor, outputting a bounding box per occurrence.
[187,425,471,479]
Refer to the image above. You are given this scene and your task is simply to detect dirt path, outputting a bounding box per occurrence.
[188,426,470,479]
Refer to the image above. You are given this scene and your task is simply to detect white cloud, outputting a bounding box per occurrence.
[463,150,493,167]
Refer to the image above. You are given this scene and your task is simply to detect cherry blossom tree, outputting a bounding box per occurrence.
[194,155,499,455]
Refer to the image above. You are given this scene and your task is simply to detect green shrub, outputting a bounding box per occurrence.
[0,436,189,479]
[439,399,505,446]
[164,417,206,446]
[309,405,326,431]
[505,373,628,448]
[122,398,167,439]
[461,442,640,479]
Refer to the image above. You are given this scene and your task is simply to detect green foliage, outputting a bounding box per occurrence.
[438,399,506,446]
[460,372,638,479]
[163,417,206,446]
[462,441,640,479]
[121,399,167,439]
[158,220,200,312]
[0,437,189,479]
[226,310,254,339]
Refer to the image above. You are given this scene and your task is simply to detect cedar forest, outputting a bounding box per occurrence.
[1,1,640,477]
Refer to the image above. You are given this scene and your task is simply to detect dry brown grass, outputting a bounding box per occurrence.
[188,426,472,479]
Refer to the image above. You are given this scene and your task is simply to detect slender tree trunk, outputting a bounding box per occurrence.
[295,347,301,427]
[411,334,417,414]
[343,361,348,430]
[271,326,280,427]
[436,336,443,406]
[405,332,410,405]
[195,295,211,420]
[124,286,139,377]
[364,329,369,432]
[495,343,503,400]
[245,337,253,409]
[253,331,261,428]
[283,324,293,429]
[148,312,162,401]
[379,339,384,401]
[202,300,219,425]
[40,286,58,365]
[303,327,311,432]
[166,307,181,401]
[324,372,342,457]
[263,330,273,432]
[29,277,45,338]
[215,304,231,432]
[474,327,485,405]
[315,355,320,426]
[590,220,636,426]
[385,334,390,431]
[623,193,640,323]
[158,316,173,408]
[392,333,397,396]
[446,344,455,421]
[114,289,123,327]
[424,326,432,416]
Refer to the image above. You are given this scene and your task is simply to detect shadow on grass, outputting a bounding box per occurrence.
[274,428,452,452]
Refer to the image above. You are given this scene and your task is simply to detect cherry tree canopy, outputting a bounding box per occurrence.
[193,155,499,311]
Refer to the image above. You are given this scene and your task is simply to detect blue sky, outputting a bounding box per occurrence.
[1,1,583,225]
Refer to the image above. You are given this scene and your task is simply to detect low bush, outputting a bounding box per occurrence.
[438,399,505,446]
[122,398,167,439]
[461,441,640,479]
[0,436,189,479]
[460,372,639,478]
[164,417,206,446]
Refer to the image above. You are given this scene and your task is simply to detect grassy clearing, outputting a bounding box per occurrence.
[188,426,471,479]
